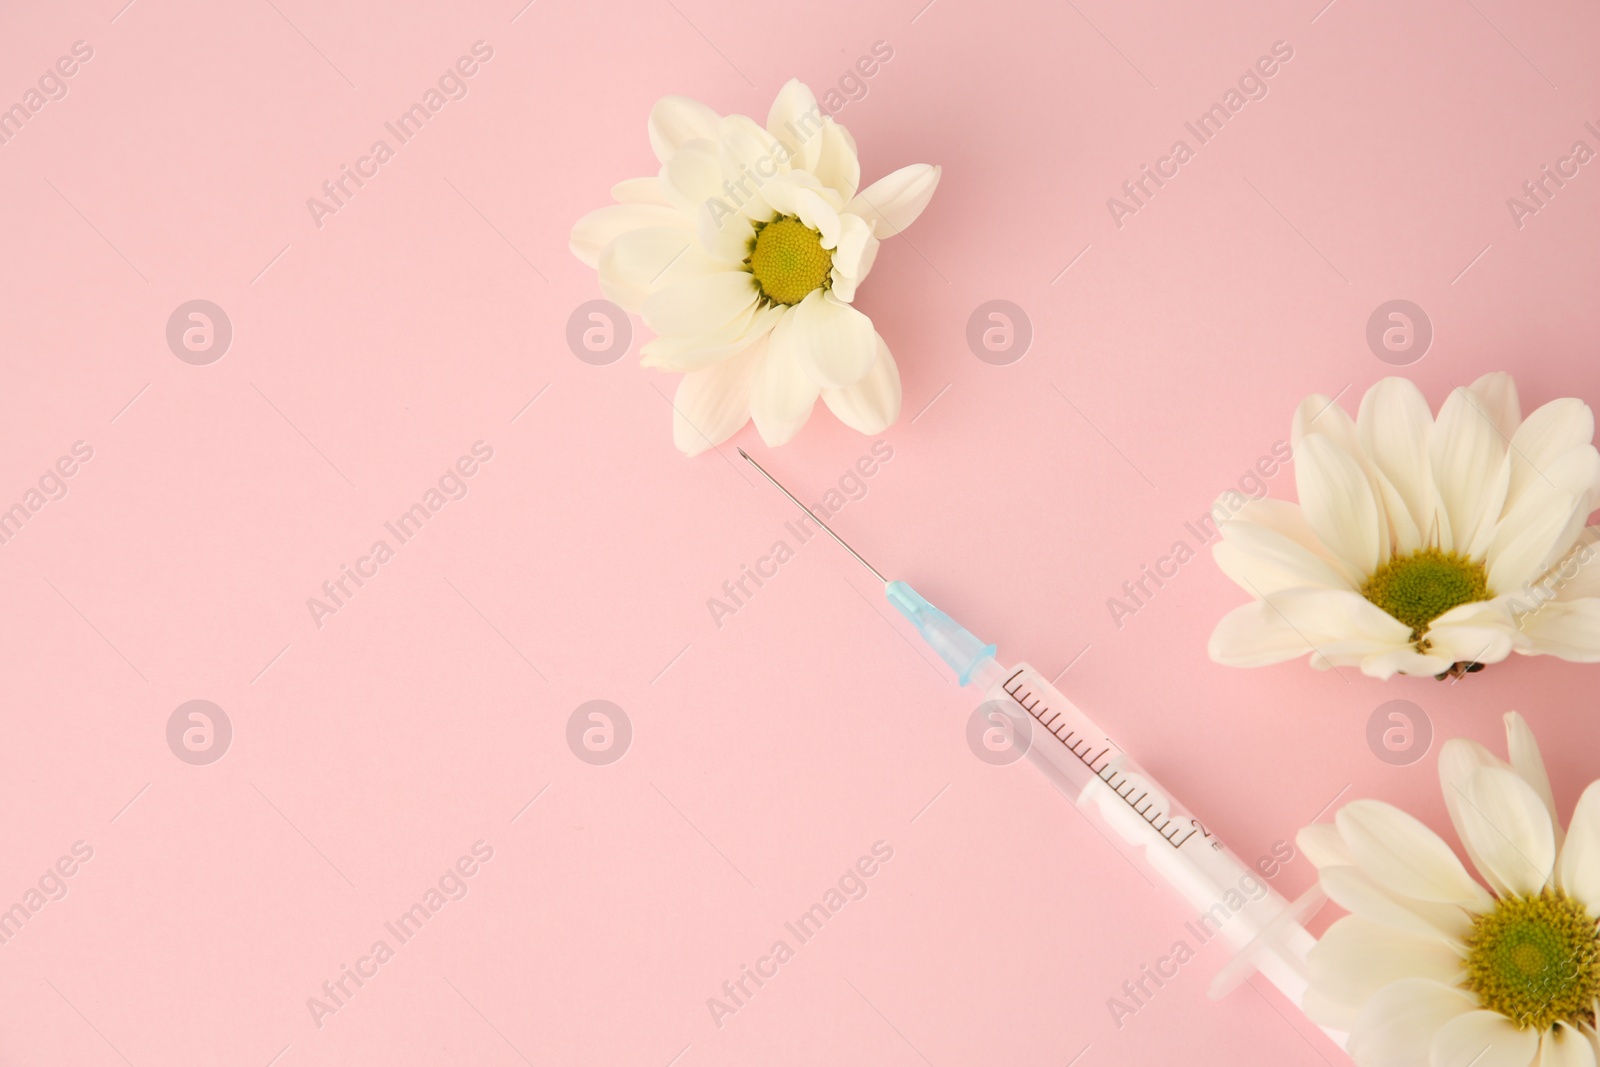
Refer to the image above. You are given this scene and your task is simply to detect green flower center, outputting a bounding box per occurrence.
[1463,891,1600,1031]
[746,215,832,306]
[1361,548,1492,640]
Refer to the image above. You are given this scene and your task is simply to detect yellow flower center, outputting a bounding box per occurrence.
[746,215,832,306]
[1361,548,1491,640]
[1463,891,1600,1031]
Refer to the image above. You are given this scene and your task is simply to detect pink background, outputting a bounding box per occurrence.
[3,0,1599,1063]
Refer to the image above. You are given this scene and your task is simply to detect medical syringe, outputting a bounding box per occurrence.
[740,449,1345,1050]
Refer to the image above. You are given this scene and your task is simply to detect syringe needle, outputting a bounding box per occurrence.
[736,448,888,586]
[740,447,994,684]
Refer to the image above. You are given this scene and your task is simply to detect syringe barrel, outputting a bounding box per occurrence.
[973,660,1314,991]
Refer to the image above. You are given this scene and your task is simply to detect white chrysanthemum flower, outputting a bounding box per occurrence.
[1298,713,1600,1066]
[1210,372,1600,679]
[570,79,940,456]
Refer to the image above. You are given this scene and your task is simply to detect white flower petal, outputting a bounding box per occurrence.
[1508,398,1595,505]
[717,113,782,175]
[1431,1009,1540,1067]
[1309,915,1465,1010]
[1505,711,1562,852]
[1358,377,1437,554]
[1488,447,1600,591]
[1439,737,1516,897]
[671,344,758,456]
[1516,598,1600,661]
[832,213,879,280]
[1296,433,1383,576]
[766,79,824,171]
[1346,978,1477,1067]
[1374,464,1424,558]
[1550,530,1600,602]
[810,118,861,201]
[696,202,755,264]
[1303,986,1361,1031]
[597,226,720,312]
[1225,499,1355,574]
[1471,371,1523,443]
[831,270,860,304]
[1452,765,1556,897]
[1432,383,1513,557]
[610,176,672,206]
[791,186,842,249]
[1320,865,1472,944]
[1490,499,1585,598]
[1423,600,1516,667]
[786,290,877,388]
[821,333,900,434]
[1337,799,1494,908]
[648,94,721,164]
[1557,780,1600,913]
[642,270,758,339]
[847,163,940,237]
[715,114,782,221]
[750,313,820,446]
[1354,645,1455,679]
[661,140,725,219]
[640,304,782,372]
[759,171,839,217]
[1541,1021,1600,1067]
[1293,391,1363,451]
[570,204,685,269]
[1298,823,1356,868]
[1208,588,1411,668]
[1211,519,1357,597]
[1324,870,1472,940]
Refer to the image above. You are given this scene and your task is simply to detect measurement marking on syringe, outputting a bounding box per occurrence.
[1003,670,1197,850]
